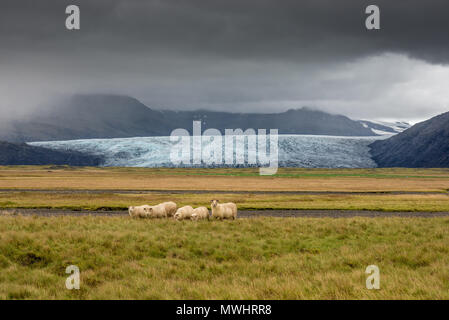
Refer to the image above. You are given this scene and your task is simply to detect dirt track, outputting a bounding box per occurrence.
[2,208,449,218]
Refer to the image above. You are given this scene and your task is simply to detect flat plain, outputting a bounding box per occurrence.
[1,166,449,212]
[1,166,449,299]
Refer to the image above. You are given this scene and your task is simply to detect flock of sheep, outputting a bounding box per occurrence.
[128,199,238,221]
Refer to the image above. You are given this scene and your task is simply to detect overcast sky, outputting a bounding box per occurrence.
[1,0,449,122]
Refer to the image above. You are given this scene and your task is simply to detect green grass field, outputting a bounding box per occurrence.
[1,166,449,212]
[1,192,449,212]
[1,167,449,192]
[1,216,448,299]
[1,166,449,300]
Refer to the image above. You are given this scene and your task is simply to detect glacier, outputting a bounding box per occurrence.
[28,134,388,168]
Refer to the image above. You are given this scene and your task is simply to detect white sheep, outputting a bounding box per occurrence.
[174,205,194,220]
[160,201,177,217]
[210,200,237,220]
[143,204,168,218]
[191,206,210,221]
[128,205,150,218]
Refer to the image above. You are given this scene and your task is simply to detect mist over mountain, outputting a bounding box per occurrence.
[370,111,449,167]
[0,94,377,143]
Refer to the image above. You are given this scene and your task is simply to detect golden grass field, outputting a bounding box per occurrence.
[1,166,449,300]
[1,192,449,212]
[1,166,449,192]
[1,166,449,211]
[1,216,448,299]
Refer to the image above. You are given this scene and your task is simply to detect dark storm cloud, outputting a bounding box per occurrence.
[1,0,448,63]
[0,0,448,121]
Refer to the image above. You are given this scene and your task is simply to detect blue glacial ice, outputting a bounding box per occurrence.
[28,134,387,168]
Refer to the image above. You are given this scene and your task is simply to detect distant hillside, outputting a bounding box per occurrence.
[370,111,449,167]
[0,94,376,143]
[0,141,103,166]
[358,120,410,135]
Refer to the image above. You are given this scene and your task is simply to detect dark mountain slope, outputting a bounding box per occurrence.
[164,108,375,136]
[31,95,171,139]
[0,94,376,143]
[369,111,449,167]
[0,141,103,166]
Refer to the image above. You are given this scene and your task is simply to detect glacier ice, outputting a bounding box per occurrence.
[28,134,386,168]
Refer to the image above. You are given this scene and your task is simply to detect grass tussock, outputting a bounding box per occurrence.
[0,216,449,299]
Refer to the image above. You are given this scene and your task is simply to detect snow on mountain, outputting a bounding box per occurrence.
[358,120,411,135]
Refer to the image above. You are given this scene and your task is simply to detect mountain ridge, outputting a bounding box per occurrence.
[0,94,378,142]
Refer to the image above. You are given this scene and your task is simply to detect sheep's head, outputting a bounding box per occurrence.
[211,199,219,208]
[128,206,135,214]
[191,213,198,221]
[174,212,181,220]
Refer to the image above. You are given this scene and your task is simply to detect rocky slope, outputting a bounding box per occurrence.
[370,111,449,167]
